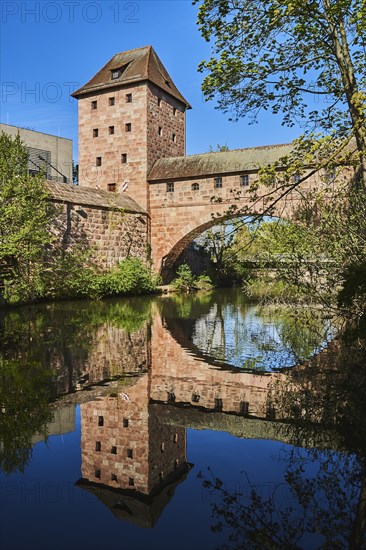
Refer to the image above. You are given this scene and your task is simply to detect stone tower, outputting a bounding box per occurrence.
[72,46,191,211]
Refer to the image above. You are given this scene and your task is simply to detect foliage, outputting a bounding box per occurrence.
[0,356,54,474]
[171,263,213,292]
[0,132,55,302]
[100,258,161,296]
[195,0,366,183]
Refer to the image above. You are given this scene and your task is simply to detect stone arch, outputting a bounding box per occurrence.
[151,191,302,280]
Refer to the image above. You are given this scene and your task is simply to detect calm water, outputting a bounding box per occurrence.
[0,289,365,550]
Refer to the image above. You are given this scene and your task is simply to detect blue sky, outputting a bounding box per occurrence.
[1,0,303,161]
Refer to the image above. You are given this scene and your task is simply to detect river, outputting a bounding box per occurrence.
[0,289,365,549]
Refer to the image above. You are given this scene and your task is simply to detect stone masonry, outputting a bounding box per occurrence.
[46,180,148,269]
[70,46,355,277]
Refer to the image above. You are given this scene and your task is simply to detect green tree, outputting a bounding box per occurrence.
[0,132,55,302]
[195,0,366,184]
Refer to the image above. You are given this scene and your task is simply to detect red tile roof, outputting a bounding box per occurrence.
[71,46,191,108]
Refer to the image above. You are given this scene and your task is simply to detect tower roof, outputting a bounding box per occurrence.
[71,46,191,108]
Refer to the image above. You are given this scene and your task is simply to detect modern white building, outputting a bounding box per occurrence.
[0,123,73,184]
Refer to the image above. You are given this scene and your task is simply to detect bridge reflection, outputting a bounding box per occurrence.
[1,296,364,530]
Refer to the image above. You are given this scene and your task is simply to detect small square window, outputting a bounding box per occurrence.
[172,133,176,143]
[121,153,127,164]
[111,473,118,482]
[91,100,97,110]
[240,401,249,415]
[109,126,115,135]
[109,97,115,106]
[108,183,116,192]
[93,128,98,138]
[127,449,133,459]
[214,177,222,189]
[214,398,223,411]
[192,393,200,403]
[96,157,102,167]
[98,416,104,426]
[95,441,101,451]
[111,69,120,80]
[95,469,101,479]
[111,446,117,455]
[128,477,135,486]
[123,418,129,427]
[192,183,199,191]
[166,182,174,193]
[240,174,249,187]
[125,123,132,132]
[158,126,162,136]
[126,93,132,103]
[266,404,276,420]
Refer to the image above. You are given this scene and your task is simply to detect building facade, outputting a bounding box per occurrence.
[0,123,73,184]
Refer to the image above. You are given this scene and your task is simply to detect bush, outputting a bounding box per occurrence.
[171,263,213,292]
[100,258,160,296]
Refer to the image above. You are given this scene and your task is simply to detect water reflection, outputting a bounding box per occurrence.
[0,290,365,548]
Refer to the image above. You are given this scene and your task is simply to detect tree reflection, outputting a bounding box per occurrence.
[199,449,365,549]
[200,326,366,548]
[0,298,153,474]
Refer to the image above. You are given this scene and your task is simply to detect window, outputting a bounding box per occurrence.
[240,401,249,415]
[125,123,132,132]
[109,125,115,135]
[111,69,120,80]
[95,441,101,451]
[158,97,162,106]
[325,168,336,183]
[166,182,174,193]
[108,183,116,192]
[172,133,176,143]
[158,126,162,136]
[266,404,276,420]
[173,107,177,115]
[192,183,199,191]
[126,93,132,103]
[109,97,115,106]
[93,128,98,138]
[123,418,129,427]
[98,416,104,426]
[111,446,117,455]
[214,398,223,411]
[128,477,135,486]
[121,153,127,164]
[214,177,222,189]
[127,449,133,459]
[167,391,175,402]
[192,393,200,403]
[240,174,249,187]
[96,156,102,167]
[111,474,118,482]
[91,100,97,110]
[95,469,101,479]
